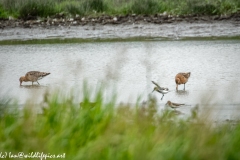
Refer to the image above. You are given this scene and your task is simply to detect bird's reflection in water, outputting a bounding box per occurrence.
[163,106,185,115]
[171,109,184,115]
[20,85,47,89]
[175,90,189,96]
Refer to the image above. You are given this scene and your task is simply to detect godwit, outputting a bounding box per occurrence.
[19,71,50,86]
[175,72,191,91]
[151,81,170,100]
[165,101,185,110]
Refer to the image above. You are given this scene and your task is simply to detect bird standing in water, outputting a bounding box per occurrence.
[175,72,191,91]
[151,81,170,100]
[165,101,185,110]
[19,71,50,86]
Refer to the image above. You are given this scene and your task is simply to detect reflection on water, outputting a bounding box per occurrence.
[0,39,240,120]
[171,110,184,115]
[20,85,48,89]
[175,90,189,96]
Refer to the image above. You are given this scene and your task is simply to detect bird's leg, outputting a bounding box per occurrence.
[184,84,185,90]
[37,81,40,85]
[176,84,178,91]
[32,82,33,85]
[161,94,164,100]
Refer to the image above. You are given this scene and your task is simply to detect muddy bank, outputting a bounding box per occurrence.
[0,14,240,41]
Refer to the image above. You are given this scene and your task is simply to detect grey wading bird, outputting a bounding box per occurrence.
[151,81,170,100]
[19,71,50,86]
[175,72,191,91]
[165,101,185,110]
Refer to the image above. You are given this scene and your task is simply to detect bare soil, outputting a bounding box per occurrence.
[0,14,240,41]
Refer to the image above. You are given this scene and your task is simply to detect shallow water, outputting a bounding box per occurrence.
[0,39,240,120]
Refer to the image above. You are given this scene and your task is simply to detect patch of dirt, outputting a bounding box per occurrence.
[0,14,240,40]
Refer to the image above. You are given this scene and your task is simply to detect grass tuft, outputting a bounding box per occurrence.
[63,2,85,16]
[83,0,105,12]
[18,0,56,19]
[130,0,159,14]
[0,4,8,18]
[191,4,219,15]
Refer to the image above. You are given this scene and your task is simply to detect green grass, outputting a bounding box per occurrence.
[0,0,239,19]
[0,4,8,18]
[0,84,240,159]
[18,0,56,19]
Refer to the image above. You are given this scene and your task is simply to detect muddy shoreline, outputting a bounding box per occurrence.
[1,14,240,41]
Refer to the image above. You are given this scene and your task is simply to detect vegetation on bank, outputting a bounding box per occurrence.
[0,86,240,160]
[0,0,239,19]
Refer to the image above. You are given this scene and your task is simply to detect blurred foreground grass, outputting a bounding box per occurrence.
[0,85,240,160]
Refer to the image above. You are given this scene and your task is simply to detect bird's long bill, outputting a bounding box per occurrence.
[152,88,155,93]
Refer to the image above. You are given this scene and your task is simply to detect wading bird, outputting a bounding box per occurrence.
[175,72,191,91]
[151,81,170,100]
[165,101,185,110]
[19,71,50,86]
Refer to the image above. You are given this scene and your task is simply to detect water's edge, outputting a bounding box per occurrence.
[1,36,240,45]
[1,22,240,43]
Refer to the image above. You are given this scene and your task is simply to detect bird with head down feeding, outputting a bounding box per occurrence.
[19,71,50,86]
[175,72,191,91]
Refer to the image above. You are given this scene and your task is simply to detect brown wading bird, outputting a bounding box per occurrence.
[152,81,170,100]
[175,72,191,91]
[19,71,50,86]
[165,101,185,110]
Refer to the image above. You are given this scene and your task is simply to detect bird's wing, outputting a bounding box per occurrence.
[26,71,50,80]
[37,72,50,80]
[152,81,161,89]
[152,81,169,91]
[172,102,185,106]
[26,71,40,76]
[181,73,190,78]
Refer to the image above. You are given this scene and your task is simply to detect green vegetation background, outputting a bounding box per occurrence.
[0,85,240,160]
[0,0,240,19]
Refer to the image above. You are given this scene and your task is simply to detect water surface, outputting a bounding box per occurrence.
[0,40,240,120]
